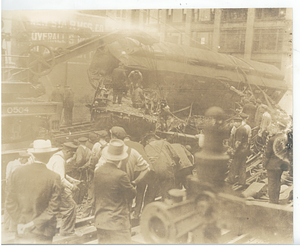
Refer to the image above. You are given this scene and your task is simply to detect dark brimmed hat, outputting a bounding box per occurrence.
[233,116,243,122]
[19,151,31,158]
[78,137,88,142]
[205,107,225,119]
[95,130,109,138]
[142,132,160,144]
[110,126,127,140]
[240,113,249,119]
[63,142,78,149]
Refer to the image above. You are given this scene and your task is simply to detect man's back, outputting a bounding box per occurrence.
[171,143,193,170]
[145,139,178,179]
[6,162,61,237]
[235,126,249,154]
[125,140,152,169]
[111,67,127,90]
[94,163,136,230]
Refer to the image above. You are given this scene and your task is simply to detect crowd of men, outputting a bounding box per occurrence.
[4,125,195,244]
[226,96,292,205]
[4,82,292,244]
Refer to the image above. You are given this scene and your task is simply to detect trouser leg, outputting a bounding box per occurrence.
[238,154,247,185]
[117,91,123,104]
[267,169,283,204]
[59,193,77,234]
[113,90,117,103]
[227,158,239,184]
[144,175,159,206]
[175,167,193,189]
[82,179,95,217]
[133,181,147,217]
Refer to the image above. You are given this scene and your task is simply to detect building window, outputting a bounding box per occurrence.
[221,9,248,21]
[191,31,213,48]
[252,29,284,53]
[192,9,215,22]
[182,9,187,22]
[143,10,150,24]
[167,9,173,23]
[219,29,246,52]
[255,8,286,20]
[165,32,180,44]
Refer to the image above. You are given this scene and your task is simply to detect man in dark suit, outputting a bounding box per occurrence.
[94,139,136,244]
[6,140,62,244]
[263,121,290,204]
[227,116,249,186]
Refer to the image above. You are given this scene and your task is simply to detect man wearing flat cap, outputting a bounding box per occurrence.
[6,140,62,244]
[92,130,109,163]
[94,139,136,244]
[227,116,249,185]
[47,142,81,236]
[79,130,109,218]
[70,137,92,179]
[68,137,92,204]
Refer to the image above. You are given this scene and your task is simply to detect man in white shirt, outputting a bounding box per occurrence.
[80,130,109,218]
[258,108,272,137]
[92,130,109,164]
[47,142,80,236]
[95,127,149,184]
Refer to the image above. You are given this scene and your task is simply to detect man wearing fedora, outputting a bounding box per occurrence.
[47,142,80,236]
[96,127,150,188]
[96,127,149,220]
[6,140,62,244]
[94,139,137,244]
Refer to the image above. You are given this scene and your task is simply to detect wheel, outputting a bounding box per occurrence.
[27,44,55,76]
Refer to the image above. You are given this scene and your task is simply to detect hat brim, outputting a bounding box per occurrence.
[27,148,59,154]
[101,146,128,161]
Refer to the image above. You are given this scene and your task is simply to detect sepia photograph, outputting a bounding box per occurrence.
[1,1,296,244]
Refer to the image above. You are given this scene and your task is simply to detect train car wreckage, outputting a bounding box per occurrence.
[2,29,289,139]
[2,29,293,243]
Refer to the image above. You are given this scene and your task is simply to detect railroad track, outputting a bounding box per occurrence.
[52,121,93,145]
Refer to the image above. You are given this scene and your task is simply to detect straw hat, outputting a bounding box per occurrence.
[102,139,128,161]
[28,140,58,154]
